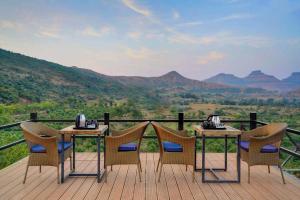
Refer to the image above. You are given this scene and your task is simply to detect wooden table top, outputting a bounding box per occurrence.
[59,125,108,135]
[193,125,241,136]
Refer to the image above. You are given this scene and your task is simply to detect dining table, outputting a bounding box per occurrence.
[193,125,241,183]
[59,125,108,183]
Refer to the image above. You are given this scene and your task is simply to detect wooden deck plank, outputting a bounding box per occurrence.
[145,153,158,200]
[108,165,129,200]
[133,153,146,200]
[95,164,121,200]
[0,153,299,200]
[59,157,97,200]
[179,165,207,200]
[47,153,96,200]
[85,165,119,200]
[206,159,242,200]
[32,154,91,200]
[120,164,137,200]
[154,153,169,200]
[211,154,255,200]
[164,164,182,200]
[193,152,219,200]
[171,164,195,200]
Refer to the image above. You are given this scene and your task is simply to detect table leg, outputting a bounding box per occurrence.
[202,134,206,183]
[97,134,100,183]
[61,134,65,183]
[225,135,228,171]
[73,135,75,171]
[194,130,197,171]
[237,134,241,182]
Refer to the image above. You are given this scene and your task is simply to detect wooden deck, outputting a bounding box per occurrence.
[0,152,300,200]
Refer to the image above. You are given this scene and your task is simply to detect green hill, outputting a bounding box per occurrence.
[0,48,274,105]
[0,48,155,104]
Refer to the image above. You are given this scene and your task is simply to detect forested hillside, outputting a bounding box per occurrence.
[0,48,156,104]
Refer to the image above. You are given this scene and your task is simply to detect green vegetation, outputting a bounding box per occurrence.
[0,48,299,177]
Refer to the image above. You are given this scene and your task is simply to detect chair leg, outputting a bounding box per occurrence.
[186,165,188,171]
[158,163,163,182]
[268,165,270,173]
[279,165,286,184]
[111,165,113,171]
[156,157,160,172]
[137,164,142,182]
[104,164,107,183]
[248,165,250,184]
[70,156,72,171]
[39,165,42,173]
[192,169,195,183]
[138,161,142,172]
[23,164,29,184]
[138,158,142,172]
[57,166,60,184]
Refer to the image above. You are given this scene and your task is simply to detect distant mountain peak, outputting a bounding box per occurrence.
[245,70,280,82]
[247,70,264,76]
[282,72,300,84]
[160,71,187,81]
[162,70,183,77]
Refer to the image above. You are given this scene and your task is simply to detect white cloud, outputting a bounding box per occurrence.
[81,26,113,37]
[125,47,156,60]
[0,20,21,30]
[287,38,300,45]
[214,13,255,22]
[176,21,203,27]
[37,31,60,38]
[127,31,142,39]
[167,28,217,45]
[173,10,180,20]
[145,32,164,39]
[121,0,151,16]
[198,51,225,65]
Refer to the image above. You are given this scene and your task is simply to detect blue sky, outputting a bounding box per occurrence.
[0,0,300,80]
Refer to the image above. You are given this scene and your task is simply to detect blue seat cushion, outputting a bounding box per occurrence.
[240,141,278,153]
[118,143,137,151]
[163,141,183,152]
[31,142,72,153]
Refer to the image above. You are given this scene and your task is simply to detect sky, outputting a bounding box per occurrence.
[0,0,300,80]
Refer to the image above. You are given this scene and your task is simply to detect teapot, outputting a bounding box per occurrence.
[207,114,220,126]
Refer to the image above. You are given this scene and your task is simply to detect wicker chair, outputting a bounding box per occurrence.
[151,122,196,182]
[20,122,72,184]
[105,121,149,182]
[240,123,287,184]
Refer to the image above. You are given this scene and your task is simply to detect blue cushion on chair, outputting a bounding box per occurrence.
[240,141,278,153]
[31,142,72,153]
[163,141,183,152]
[118,143,137,151]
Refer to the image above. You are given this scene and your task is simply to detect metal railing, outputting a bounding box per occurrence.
[1,112,299,172]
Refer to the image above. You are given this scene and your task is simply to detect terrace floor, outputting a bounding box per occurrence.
[0,153,300,200]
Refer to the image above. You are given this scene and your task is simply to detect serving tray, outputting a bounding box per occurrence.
[73,127,98,130]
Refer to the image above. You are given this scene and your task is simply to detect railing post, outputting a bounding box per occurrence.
[250,112,257,130]
[30,112,37,122]
[178,112,184,130]
[104,112,110,135]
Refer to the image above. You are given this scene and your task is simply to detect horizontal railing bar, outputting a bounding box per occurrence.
[280,147,300,158]
[34,119,250,123]
[0,139,26,151]
[0,121,27,130]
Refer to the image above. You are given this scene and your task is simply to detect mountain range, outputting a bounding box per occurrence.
[205,70,300,92]
[0,48,299,104]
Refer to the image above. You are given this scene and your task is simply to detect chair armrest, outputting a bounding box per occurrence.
[111,129,128,136]
[241,126,268,141]
[105,134,135,148]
